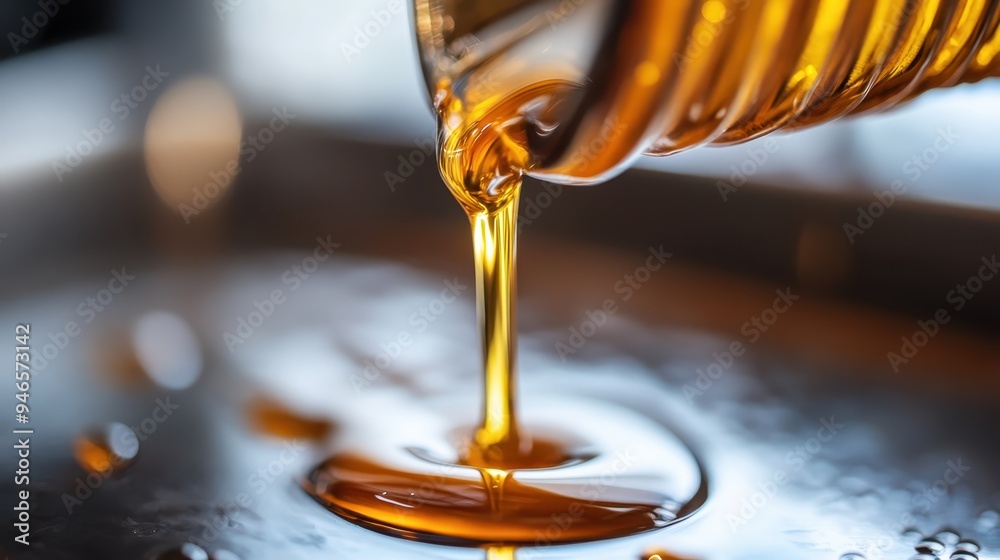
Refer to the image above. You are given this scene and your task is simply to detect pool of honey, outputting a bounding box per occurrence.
[300,78,713,546]
[4,230,1000,559]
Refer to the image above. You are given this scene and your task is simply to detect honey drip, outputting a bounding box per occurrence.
[436,82,539,467]
[298,0,1000,548]
[304,32,706,553]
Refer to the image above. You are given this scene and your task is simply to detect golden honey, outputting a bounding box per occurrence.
[306,0,1000,548]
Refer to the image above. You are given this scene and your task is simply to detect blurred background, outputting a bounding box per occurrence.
[1,1,999,559]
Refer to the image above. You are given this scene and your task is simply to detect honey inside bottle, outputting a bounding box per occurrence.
[415,0,1000,179]
[421,0,1000,468]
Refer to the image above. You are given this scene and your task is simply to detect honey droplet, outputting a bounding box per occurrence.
[246,398,333,441]
[73,422,139,474]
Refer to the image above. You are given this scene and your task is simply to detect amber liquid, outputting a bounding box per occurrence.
[305,67,710,544]
[414,0,1000,182]
[436,82,545,466]
[307,0,1000,549]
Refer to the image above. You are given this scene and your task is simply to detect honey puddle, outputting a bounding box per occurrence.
[303,0,1000,547]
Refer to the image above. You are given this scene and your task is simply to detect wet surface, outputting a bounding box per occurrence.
[2,245,999,559]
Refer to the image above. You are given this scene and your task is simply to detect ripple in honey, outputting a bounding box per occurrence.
[306,396,706,545]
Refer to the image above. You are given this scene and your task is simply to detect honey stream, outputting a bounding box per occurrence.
[306,0,1000,549]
